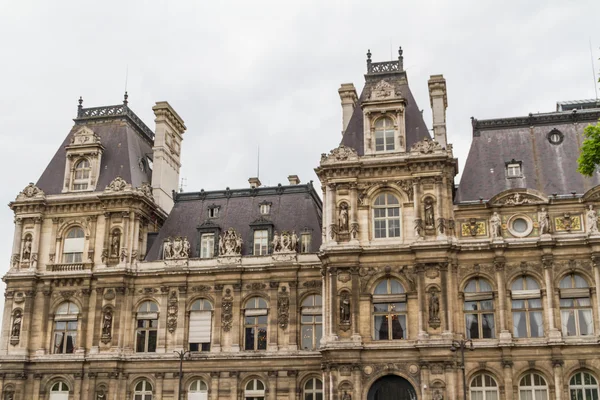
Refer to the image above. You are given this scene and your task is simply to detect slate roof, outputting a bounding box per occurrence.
[36,103,154,194]
[145,183,323,260]
[340,59,431,155]
[456,107,600,203]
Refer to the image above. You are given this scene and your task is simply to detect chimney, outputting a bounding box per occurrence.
[151,101,186,214]
[338,83,358,134]
[249,177,261,188]
[287,175,300,185]
[428,75,448,147]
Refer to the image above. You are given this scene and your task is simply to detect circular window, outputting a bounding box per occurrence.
[547,129,564,145]
[507,214,533,238]
[512,218,528,233]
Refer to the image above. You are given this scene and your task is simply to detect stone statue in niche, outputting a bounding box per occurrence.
[96,389,107,400]
[340,293,351,323]
[428,289,440,329]
[339,203,349,232]
[538,207,550,235]
[587,205,598,234]
[490,212,502,239]
[342,391,352,400]
[432,390,443,400]
[11,310,22,338]
[101,309,112,339]
[424,198,435,227]
[110,230,120,257]
[22,235,32,261]
[219,229,243,256]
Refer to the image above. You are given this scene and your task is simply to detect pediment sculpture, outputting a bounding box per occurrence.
[493,192,544,206]
[320,145,359,164]
[70,126,101,146]
[162,236,190,260]
[105,176,129,192]
[219,228,243,256]
[370,79,398,100]
[16,183,45,200]
[410,138,443,154]
[136,182,154,199]
[272,231,298,253]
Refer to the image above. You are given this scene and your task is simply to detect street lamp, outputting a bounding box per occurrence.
[174,349,191,400]
[450,338,474,400]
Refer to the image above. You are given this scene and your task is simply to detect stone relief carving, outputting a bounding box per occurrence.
[411,138,443,154]
[222,289,233,332]
[105,176,128,192]
[495,192,543,206]
[16,182,45,200]
[218,228,243,256]
[320,145,359,164]
[414,218,424,239]
[10,310,22,345]
[339,202,349,232]
[398,180,414,201]
[370,79,396,99]
[350,223,359,240]
[277,287,290,329]
[428,288,440,329]
[302,280,322,289]
[432,390,444,400]
[137,182,153,199]
[167,291,178,333]
[587,205,598,235]
[162,236,190,259]
[490,212,502,239]
[538,207,550,235]
[342,391,352,400]
[101,309,112,344]
[436,218,446,235]
[272,231,298,253]
[71,126,101,145]
[555,213,581,232]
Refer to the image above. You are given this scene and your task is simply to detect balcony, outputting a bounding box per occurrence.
[46,262,93,272]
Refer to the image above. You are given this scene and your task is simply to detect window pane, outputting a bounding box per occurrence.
[374,315,388,340]
[529,311,543,337]
[466,314,479,339]
[513,311,527,338]
[301,326,313,350]
[136,331,146,352]
[148,330,157,352]
[245,327,255,350]
[257,327,267,350]
[391,315,406,339]
[482,314,495,338]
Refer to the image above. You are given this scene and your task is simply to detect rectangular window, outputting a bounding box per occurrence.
[189,311,211,351]
[200,234,214,258]
[260,204,271,214]
[253,230,268,255]
[301,233,311,253]
[507,163,521,177]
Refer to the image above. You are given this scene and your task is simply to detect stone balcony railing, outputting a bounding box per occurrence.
[46,262,93,272]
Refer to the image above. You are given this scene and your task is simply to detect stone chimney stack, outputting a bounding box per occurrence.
[287,175,300,185]
[338,83,358,134]
[249,177,261,188]
[428,75,448,147]
[151,101,186,214]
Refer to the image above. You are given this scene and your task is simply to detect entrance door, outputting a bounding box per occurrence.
[367,375,417,400]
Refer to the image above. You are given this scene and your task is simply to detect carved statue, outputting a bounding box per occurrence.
[342,391,352,400]
[424,198,435,227]
[429,291,439,321]
[350,223,359,240]
[339,203,349,231]
[11,311,21,338]
[272,231,281,252]
[219,229,243,256]
[340,293,350,323]
[437,217,446,234]
[290,232,298,251]
[96,390,106,400]
[101,309,112,336]
[432,390,443,400]
[163,240,173,259]
[22,235,32,261]
[538,207,550,235]
[490,212,502,239]
[273,231,298,253]
[110,231,120,257]
[182,237,190,257]
[163,236,191,259]
[587,205,598,234]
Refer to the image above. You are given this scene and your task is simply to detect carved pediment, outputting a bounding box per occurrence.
[320,145,359,165]
[16,183,45,201]
[68,127,102,147]
[370,79,398,100]
[105,177,130,192]
[490,190,547,207]
[410,138,443,154]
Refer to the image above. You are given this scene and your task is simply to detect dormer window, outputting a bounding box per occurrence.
[375,117,395,152]
[72,159,91,190]
[208,205,220,218]
[506,160,522,178]
[63,126,103,193]
[259,202,271,215]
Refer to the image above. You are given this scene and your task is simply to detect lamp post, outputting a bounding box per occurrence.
[175,349,190,400]
[450,338,474,400]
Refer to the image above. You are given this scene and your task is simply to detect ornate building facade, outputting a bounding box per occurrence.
[2,49,600,400]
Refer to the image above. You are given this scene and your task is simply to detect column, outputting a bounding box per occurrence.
[288,282,298,350]
[434,176,444,238]
[1,292,14,352]
[349,183,358,242]
[440,263,451,334]
[231,284,242,352]
[416,264,427,338]
[267,371,277,400]
[352,365,362,400]
[330,268,338,339]
[543,258,558,334]
[553,360,564,400]
[287,370,297,400]
[326,184,337,244]
[502,361,513,400]
[419,363,430,400]
[593,257,600,333]
[229,371,238,400]
[74,373,83,399]
[31,217,42,270]
[88,372,97,400]
[158,287,169,353]
[37,286,52,354]
[23,289,37,352]
[115,287,128,350]
[132,215,141,263]
[78,289,91,352]
[92,287,104,349]
[351,267,361,340]
[127,211,136,264]
[49,217,59,264]
[87,215,98,264]
[268,282,279,351]
[213,285,223,352]
[321,186,328,245]
[413,179,422,239]
[140,219,148,260]
[11,217,23,268]
[321,267,328,345]
[103,212,111,264]
[32,374,42,400]
[494,260,509,338]
[121,211,130,264]
[444,363,456,400]
[155,373,164,399]
[210,372,220,400]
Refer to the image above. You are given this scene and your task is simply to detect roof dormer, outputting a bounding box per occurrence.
[62,126,104,193]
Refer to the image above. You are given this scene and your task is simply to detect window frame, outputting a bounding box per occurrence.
[200,233,215,259]
[569,372,599,400]
[189,299,213,352]
[53,302,79,354]
[374,116,396,152]
[470,373,499,400]
[372,193,401,239]
[245,379,266,400]
[62,227,85,264]
[510,276,543,338]
[133,380,153,400]
[244,297,268,351]
[464,278,496,339]
[300,295,322,350]
[505,159,523,179]
[372,278,407,340]
[518,372,548,400]
[300,232,311,253]
[253,230,269,256]
[72,158,92,191]
[303,378,323,400]
[559,273,594,337]
[135,301,159,353]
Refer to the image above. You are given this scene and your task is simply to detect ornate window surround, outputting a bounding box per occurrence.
[62,126,104,193]
[196,221,220,258]
[249,218,274,256]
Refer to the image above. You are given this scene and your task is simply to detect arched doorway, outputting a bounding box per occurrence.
[367,375,417,400]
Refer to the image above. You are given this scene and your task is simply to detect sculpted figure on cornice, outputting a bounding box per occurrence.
[105,176,129,192]
[16,182,45,200]
[272,231,298,253]
[587,205,599,235]
[320,144,359,165]
[410,138,443,154]
[162,236,190,259]
[493,192,545,206]
[539,207,550,235]
[490,212,502,239]
[219,228,242,256]
[136,182,154,199]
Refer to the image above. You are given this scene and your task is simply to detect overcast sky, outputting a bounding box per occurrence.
[0,1,599,307]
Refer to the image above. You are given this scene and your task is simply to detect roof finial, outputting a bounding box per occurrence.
[77,96,83,117]
[123,91,129,107]
[367,49,372,61]
[398,46,404,70]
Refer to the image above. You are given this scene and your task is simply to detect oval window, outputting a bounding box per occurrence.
[512,218,528,233]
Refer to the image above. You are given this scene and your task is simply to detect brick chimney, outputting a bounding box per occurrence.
[428,75,448,147]
[338,83,358,134]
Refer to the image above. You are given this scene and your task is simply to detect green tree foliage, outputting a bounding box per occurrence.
[578,121,600,177]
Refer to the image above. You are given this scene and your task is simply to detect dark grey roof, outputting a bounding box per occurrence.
[456,108,600,203]
[36,106,154,195]
[145,183,323,260]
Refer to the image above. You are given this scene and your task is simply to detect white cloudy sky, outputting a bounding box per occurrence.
[0,0,599,304]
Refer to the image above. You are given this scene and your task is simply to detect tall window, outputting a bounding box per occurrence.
[569,372,599,400]
[464,278,495,339]
[200,234,215,258]
[253,230,268,255]
[304,378,323,400]
[54,302,79,354]
[373,278,407,340]
[301,233,311,253]
[373,193,401,239]
[133,380,153,400]
[244,297,268,350]
[374,117,395,152]
[63,227,85,263]
[300,295,322,350]
[245,379,265,400]
[188,380,208,400]
[470,374,498,400]
[189,299,212,352]
[559,273,594,336]
[519,373,548,400]
[136,301,159,353]
[49,382,70,400]
[511,276,543,338]
[72,159,91,190]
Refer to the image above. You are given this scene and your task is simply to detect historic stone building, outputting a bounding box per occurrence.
[2,49,600,400]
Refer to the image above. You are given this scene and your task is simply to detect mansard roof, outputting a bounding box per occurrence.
[340,51,431,155]
[456,106,600,203]
[36,99,154,195]
[145,182,323,260]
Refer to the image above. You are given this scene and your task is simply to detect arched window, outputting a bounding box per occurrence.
[373,193,401,239]
[464,278,495,339]
[569,372,599,400]
[49,382,70,400]
[73,159,91,190]
[133,380,153,400]
[245,379,265,400]
[189,299,213,352]
[511,276,543,338]
[300,295,322,350]
[136,301,159,353]
[373,278,407,340]
[303,378,323,400]
[374,117,395,152]
[63,227,85,263]
[519,372,548,400]
[54,302,79,354]
[244,298,268,351]
[559,273,594,336]
[188,380,208,400]
[470,373,498,400]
